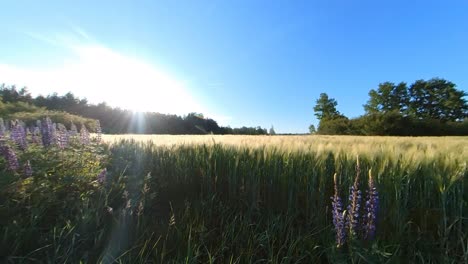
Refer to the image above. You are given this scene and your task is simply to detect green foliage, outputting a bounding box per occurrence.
[317,117,352,135]
[313,93,352,135]
[313,93,341,120]
[1,84,267,135]
[355,112,410,136]
[308,124,316,134]
[1,135,467,262]
[409,78,468,122]
[101,141,468,262]
[0,133,108,261]
[315,78,468,135]
[11,110,97,131]
[364,82,410,115]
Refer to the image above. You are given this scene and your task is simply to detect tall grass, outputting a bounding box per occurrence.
[103,134,468,160]
[100,138,466,263]
[2,134,467,263]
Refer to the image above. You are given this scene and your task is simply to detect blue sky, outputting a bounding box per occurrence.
[1,0,467,133]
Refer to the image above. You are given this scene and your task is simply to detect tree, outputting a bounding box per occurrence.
[364,82,409,115]
[409,78,468,122]
[317,117,351,135]
[308,124,316,134]
[269,126,276,135]
[313,93,341,120]
[313,93,351,134]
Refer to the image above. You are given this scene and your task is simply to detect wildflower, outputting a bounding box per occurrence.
[23,160,33,178]
[57,123,69,149]
[41,117,57,147]
[331,173,346,247]
[363,169,379,240]
[10,121,27,150]
[97,168,107,183]
[80,125,90,145]
[1,146,19,172]
[346,157,362,237]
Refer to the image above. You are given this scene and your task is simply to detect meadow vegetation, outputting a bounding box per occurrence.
[1,122,467,263]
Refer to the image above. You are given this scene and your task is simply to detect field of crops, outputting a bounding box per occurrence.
[103,134,468,159]
[1,125,467,263]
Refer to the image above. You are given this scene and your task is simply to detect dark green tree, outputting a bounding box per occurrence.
[316,116,351,135]
[313,93,341,120]
[364,82,410,115]
[313,93,351,134]
[308,124,316,134]
[409,78,468,122]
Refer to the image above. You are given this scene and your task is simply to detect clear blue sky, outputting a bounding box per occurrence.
[1,0,467,133]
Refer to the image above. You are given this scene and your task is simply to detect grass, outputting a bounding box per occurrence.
[2,133,467,263]
[102,134,468,159]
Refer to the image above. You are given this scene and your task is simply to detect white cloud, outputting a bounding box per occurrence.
[0,32,208,116]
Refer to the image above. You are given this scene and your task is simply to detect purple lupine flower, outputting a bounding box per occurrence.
[56,123,69,149]
[95,120,102,142]
[23,160,33,178]
[1,145,19,172]
[346,157,362,237]
[41,117,57,147]
[331,173,346,247]
[10,121,27,150]
[363,169,379,240]
[80,124,90,145]
[97,168,107,183]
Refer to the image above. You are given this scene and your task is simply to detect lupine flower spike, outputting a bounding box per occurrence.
[331,173,346,247]
[41,117,57,147]
[10,121,28,150]
[1,146,19,172]
[347,156,362,237]
[57,123,69,149]
[80,125,90,145]
[364,169,379,240]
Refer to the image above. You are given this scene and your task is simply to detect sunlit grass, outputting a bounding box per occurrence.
[3,133,467,262]
[103,134,468,160]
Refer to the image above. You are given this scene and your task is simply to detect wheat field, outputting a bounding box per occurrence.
[77,134,467,262]
[103,134,468,160]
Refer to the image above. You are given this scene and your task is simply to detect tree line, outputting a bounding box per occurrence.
[312,78,468,136]
[0,84,268,135]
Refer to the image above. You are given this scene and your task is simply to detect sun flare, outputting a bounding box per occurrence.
[0,43,203,115]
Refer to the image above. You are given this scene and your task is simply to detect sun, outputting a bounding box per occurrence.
[1,44,204,115]
[68,45,204,115]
